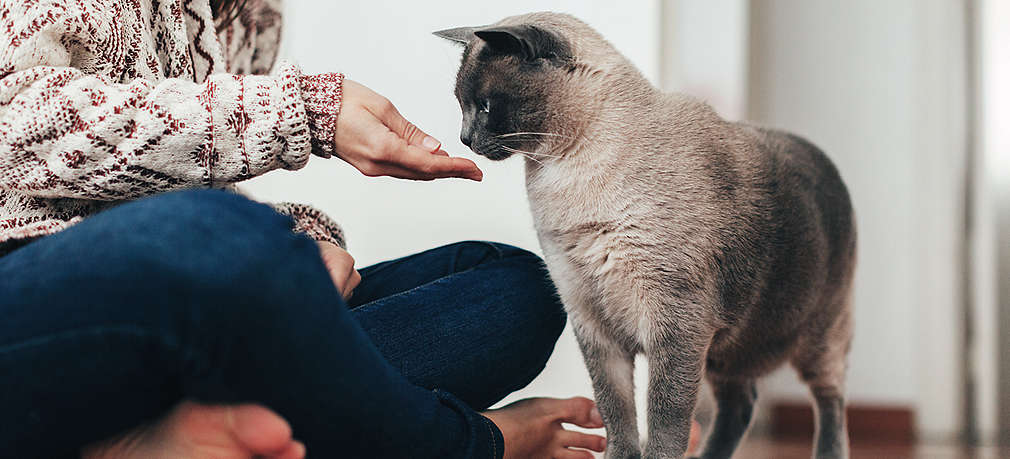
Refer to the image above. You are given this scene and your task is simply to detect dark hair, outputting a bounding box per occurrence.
[210,0,248,31]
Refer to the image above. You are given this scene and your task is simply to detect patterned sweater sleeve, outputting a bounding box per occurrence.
[0,1,343,201]
[238,1,346,246]
[272,202,346,248]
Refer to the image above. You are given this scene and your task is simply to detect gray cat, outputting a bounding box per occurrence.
[436,12,855,459]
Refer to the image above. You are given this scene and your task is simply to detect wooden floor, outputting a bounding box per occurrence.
[735,436,1010,459]
[584,436,1009,458]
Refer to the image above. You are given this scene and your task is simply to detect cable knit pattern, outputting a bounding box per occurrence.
[0,0,346,253]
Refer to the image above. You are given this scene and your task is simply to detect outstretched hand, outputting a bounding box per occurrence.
[333,80,483,181]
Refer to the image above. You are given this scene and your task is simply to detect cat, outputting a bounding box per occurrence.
[436,12,855,459]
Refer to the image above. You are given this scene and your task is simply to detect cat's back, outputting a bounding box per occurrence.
[746,126,855,246]
[739,125,857,302]
[615,95,855,266]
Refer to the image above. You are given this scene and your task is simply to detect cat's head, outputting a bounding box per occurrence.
[435,12,628,161]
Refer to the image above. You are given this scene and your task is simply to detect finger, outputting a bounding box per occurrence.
[554,397,603,428]
[396,144,483,181]
[349,158,437,181]
[339,257,356,298]
[227,404,293,452]
[355,129,482,181]
[373,98,442,152]
[344,269,361,299]
[558,431,607,452]
[383,162,468,181]
[270,441,306,459]
[432,149,450,157]
[553,449,594,459]
[337,112,426,176]
[370,152,482,181]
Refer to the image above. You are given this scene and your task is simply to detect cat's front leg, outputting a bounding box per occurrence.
[572,323,641,459]
[642,326,709,459]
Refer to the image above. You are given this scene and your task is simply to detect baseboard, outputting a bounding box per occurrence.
[770,401,916,444]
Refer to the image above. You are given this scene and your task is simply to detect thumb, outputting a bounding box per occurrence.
[379,102,442,152]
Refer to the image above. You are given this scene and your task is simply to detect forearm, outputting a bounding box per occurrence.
[1,63,333,199]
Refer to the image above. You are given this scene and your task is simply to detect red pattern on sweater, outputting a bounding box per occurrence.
[0,0,346,253]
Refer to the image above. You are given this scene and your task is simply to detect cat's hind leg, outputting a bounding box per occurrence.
[693,378,757,459]
[808,387,848,459]
[573,326,641,459]
[792,309,852,459]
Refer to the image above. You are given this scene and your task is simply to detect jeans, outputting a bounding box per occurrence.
[0,189,566,458]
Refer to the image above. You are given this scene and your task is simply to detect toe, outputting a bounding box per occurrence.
[559,430,606,452]
[270,440,306,459]
[228,404,294,454]
[688,419,703,453]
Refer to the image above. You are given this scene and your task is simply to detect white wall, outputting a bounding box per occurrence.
[660,0,749,120]
[242,0,660,444]
[747,0,969,441]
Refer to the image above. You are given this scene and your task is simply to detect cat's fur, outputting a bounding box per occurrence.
[436,12,855,459]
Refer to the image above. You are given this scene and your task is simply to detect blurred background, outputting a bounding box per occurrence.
[244,0,1009,456]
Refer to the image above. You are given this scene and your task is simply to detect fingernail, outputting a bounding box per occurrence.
[590,407,603,425]
[422,136,441,151]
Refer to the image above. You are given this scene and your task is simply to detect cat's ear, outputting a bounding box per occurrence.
[473,25,570,62]
[433,27,476,45]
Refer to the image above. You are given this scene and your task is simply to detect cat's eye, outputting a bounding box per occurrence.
[479,99,491,114]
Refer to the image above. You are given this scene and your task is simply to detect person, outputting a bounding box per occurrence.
[0,0,610,457]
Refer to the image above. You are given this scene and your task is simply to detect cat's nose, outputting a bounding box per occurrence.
[460,134,473,147]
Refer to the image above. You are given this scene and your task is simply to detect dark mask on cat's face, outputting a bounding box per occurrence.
[434,24,574,160]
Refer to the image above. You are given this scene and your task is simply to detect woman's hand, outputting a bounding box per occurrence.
[333,79,483,181]
[317,241,361,300]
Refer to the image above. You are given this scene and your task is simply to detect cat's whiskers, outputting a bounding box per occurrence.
[522,154,545,166]
[499,145,562,159]
[493,140,565,159]
[499,145,555,164]
[496,132,573,140]
[512,150,563,159]
[499,146,545,165]
[497,131,591,157]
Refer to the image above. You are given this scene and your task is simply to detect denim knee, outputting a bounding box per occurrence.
[442,241,504,272]
[486,242,564,329]
[119,189,294,242]
[87,189,329,315]
[447,240,548,273]
[488,243,567,393]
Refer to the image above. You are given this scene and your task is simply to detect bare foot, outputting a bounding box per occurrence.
[482,397,607,459]
[81,401,304,459]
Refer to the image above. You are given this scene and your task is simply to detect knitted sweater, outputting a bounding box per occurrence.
[0,0,347,255]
